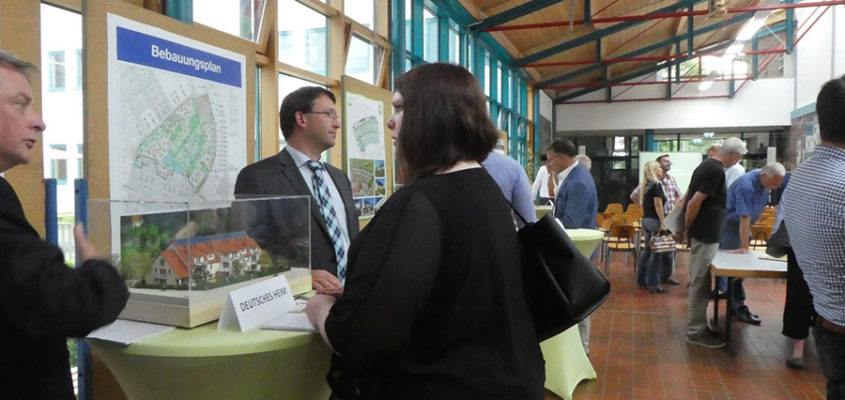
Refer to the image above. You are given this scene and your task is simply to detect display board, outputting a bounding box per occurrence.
[637,152,704,196]
[341,76,394,219]
[107,14,247,202]
[84,0,256,203]
[789,106,819,168]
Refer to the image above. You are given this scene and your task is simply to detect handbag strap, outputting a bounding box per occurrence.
[505,200,532,227]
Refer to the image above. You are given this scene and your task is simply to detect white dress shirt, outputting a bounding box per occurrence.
[554,160,579,196]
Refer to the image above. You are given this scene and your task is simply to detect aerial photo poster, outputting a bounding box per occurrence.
[106,13,247,204]
[344,91,387,218]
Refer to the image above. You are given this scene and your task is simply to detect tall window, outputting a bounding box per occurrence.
[345,0,374,29]
[496,62,503,103]
[423,8,437,62]
[346,35,380,85]
[48,51,65,91]
[193,0,267,41]
[278,0,329,76]
[75,49,82,89]
[448,28,460,64]
[49,144,68,183]
[483,54,490,96]
[40,3,82,221]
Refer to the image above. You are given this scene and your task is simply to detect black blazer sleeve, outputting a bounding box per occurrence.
[0,231,129,338]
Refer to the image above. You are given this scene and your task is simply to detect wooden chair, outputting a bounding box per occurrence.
[603,203,624,216]
[625,208,644,222]
[603,222,638,275]
[625,203,643,214]
[750,225,772,250]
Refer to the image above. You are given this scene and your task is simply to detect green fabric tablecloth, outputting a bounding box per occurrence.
[540,228,603,400]
[88,325,331,400]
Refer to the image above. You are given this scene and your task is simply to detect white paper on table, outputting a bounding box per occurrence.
[86,319,174,345]
[261,312,316,332]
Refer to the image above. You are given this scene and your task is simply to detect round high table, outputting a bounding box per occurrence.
[88,326,331,400]
[89,228,604,400]
[541,228,603,400]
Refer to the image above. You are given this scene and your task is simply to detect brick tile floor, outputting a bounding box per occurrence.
[545,251,827,400]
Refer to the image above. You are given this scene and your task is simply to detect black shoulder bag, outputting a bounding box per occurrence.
[510,206,611,341]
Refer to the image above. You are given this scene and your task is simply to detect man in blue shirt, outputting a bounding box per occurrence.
[482,150,536,228]
[782,75,845,400]
[720,163,785,325]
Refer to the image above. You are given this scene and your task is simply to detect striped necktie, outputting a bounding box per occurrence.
[306,161,346,284]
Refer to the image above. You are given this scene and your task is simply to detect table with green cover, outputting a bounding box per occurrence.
[88,325,331,400]
[89,228,604,400]
[536,205,553,219]
[540,228,603,400]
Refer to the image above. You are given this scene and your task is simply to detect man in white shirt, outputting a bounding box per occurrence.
[531,154,557,204]
[725,162,746,189]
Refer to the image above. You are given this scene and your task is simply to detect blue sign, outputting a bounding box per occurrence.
[116,26,242,88]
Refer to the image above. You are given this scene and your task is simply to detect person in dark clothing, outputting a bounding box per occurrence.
[305,63,544,400]
[637,161,671,294]
[683,137,747,349]
[766,216,815,370]
[0,48,129,400]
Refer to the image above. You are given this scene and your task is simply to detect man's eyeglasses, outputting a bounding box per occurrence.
[305,110,339,121]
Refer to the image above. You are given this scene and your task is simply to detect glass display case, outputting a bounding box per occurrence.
[87,196,311,327]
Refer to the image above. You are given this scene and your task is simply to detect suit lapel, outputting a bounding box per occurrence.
[277,149,331,237]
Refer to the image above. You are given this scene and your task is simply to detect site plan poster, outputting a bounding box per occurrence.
[345,92,386,218]
[106,14,247,203]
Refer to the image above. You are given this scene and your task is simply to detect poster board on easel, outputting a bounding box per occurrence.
[341,76,394,221]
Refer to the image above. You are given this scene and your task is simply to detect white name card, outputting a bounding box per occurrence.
[218,276,295,332]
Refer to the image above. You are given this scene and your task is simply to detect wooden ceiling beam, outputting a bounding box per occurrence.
[537,10,754,88]
[554,39,735,103]
[513,0,709,67]
[469,0,564,32]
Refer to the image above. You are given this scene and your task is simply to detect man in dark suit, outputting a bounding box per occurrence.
[0,48,128,399]
[235,87,358,291]
[547,139,598,230]
[546,138,598,356]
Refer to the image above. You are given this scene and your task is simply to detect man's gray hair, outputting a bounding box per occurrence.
[718,137,748,155]
[0,48,36,84]
[760,162,786,177]
[575,154,592,171]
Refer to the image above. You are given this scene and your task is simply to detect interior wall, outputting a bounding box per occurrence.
[794,6,842,109]
[539,90,553,121]
[555,78,793,132]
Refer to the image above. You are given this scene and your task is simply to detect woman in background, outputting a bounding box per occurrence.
[637,161,671,293]
[306,63,544,400]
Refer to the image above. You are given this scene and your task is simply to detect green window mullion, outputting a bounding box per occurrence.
[438,16,450,62]
[471,37,485,88]
[489,60,498,104]
[391,0,407,81]
[411,0,424,63]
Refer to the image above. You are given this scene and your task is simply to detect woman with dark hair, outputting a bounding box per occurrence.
[305,63,544,399]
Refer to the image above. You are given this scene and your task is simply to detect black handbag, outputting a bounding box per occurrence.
[510,206,611,341]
